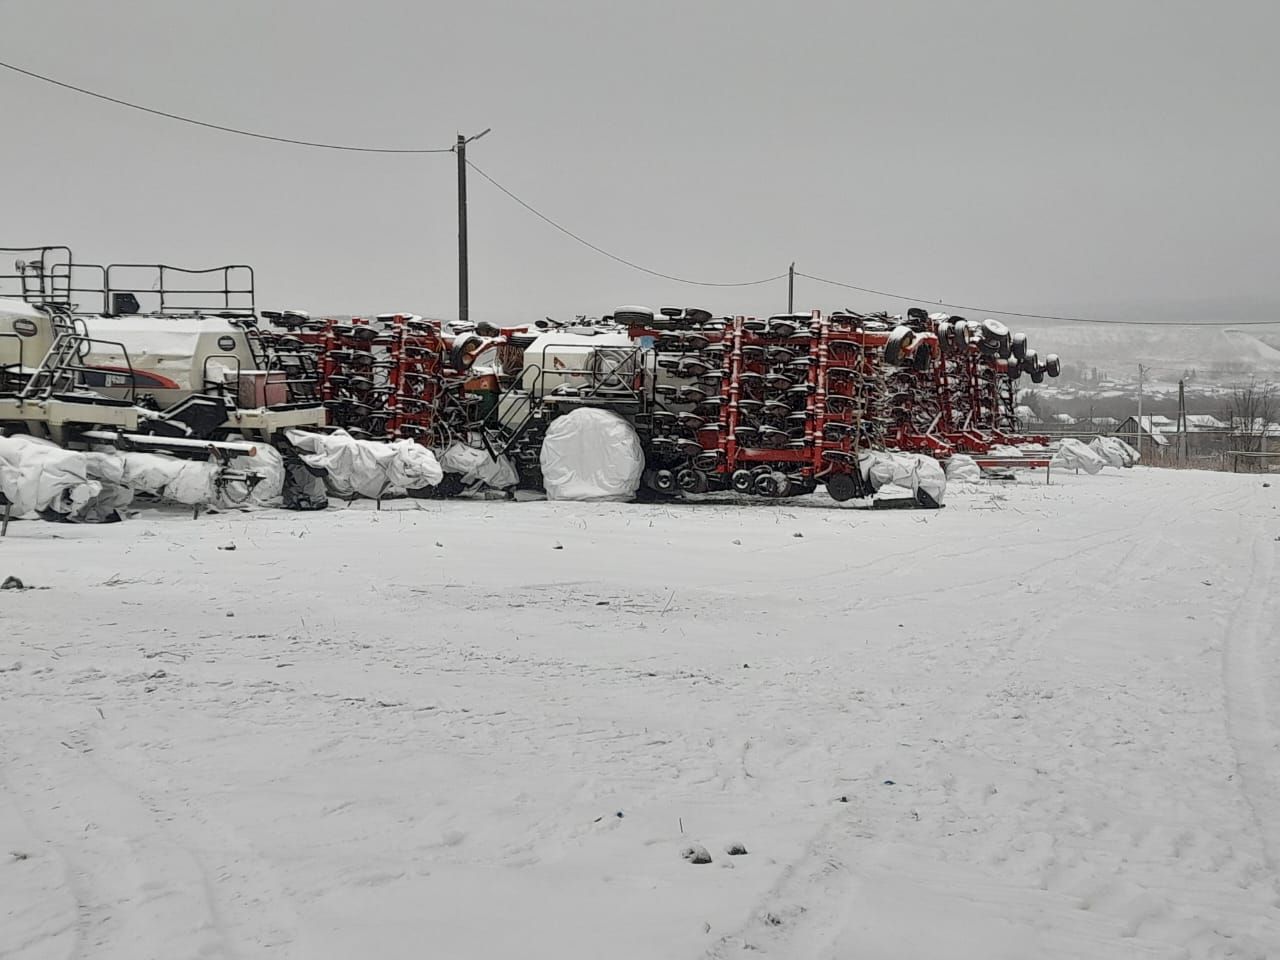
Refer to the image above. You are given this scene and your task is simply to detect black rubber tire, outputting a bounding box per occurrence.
[980,318,1010,341]
[753,472,781,497]
[1011,332,1028,359]
[884,326,914,366]
[912,341,933,372]
[826,471,859,502]
[450,335,483,371]
[731,469,754,494]
[614,307,656,326]
[1046,354,1061,377]
[1030,368,1045,384]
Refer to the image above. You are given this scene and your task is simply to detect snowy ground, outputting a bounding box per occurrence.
[3,468,1280,959]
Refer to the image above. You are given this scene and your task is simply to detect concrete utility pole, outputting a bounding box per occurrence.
[1177,378,1188,464]
[787,263,795,313]
[1136,362,1149,456]
[454,128,491,326]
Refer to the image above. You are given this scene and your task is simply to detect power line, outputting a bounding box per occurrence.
[796,271,1280,327]
[466,161,787,288]
[3,57,1270,319]
[0,58,453,154]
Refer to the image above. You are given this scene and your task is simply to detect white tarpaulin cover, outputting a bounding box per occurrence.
[224,445,285,505]
[285,429,443,499]
[0,435,104,518]
[539,408,644,502]
[117,452,220,505]
[859,451,948,505]
[1054,437,1107,474]
[1090,435,1141,468]
[438,442,519,491]
[944,454,982,482]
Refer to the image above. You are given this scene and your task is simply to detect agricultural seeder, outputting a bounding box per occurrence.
[873,308,1060,463]
[2,242,1066,510]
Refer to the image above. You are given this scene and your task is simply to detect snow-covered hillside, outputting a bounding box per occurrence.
[1019,319,1280,380]
[3,471,1279,959]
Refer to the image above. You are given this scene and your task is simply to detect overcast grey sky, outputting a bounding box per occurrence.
[3,0,1277,323]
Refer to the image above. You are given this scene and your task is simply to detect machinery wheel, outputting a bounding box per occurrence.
[754,470,791,498]
[1006,358,1022,379]
[1022,349,1038,371]
[676,468,707,494]
[826,471,859,502]
[911,340,933,372]
[884,326,914,366]
[613,306,656,327]
[935,321,952,352]
[1011,332,1028,359]
[1046,354,1061,377]
[652,468,676,493]
[1030,367,1045,384]
[450,335,484,371]
[980,318,1010,342]
[731,469,754,494]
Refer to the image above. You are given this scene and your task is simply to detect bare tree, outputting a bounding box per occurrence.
[1224,378,1277,462]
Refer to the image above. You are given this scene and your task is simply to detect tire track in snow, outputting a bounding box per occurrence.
[1220,514,1280,876]
[701,477,1232,960]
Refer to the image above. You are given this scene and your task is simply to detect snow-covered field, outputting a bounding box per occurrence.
[3,468,1279,959]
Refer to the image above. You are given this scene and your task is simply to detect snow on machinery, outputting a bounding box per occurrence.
[875,308,1060,465]
[0,244,326,477]
[449,304,1067,501]
[472,306,913,503]
[1,240,1070,511]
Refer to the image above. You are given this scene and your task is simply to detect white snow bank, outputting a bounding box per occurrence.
[1053,437,1106,474]
[285,429,443,499]
[540,408,644,501]
[438,442,518,491]
[861,451,947,505]
[5,470,1280,959]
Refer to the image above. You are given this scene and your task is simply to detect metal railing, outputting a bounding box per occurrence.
[2,245,255,316]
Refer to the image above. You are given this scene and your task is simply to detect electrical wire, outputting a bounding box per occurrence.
[2,59,1270,319]
[466,161,787,288]
[796,272,1280,327]
[0,58,453,154]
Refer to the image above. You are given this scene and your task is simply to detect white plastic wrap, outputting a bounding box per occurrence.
[1053,438,1106,474]
[0,435,103,517]
[438,442,519,491]
[539,408,644,502]
[1090,435,1140,468]
[860,451,948,505]
[944,454,982,482]
[227,444,285,505]
[119,453,220,505]
[285,429,443,499]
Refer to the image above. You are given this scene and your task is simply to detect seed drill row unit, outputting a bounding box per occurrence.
[470,305,1063,502]
[3,245,1063,505]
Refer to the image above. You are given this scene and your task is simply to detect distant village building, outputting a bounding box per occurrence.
[1115,415,1172,458]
